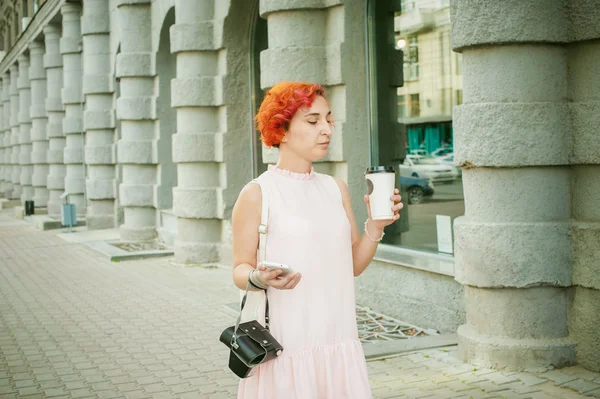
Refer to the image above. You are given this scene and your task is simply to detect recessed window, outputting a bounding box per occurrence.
[370,0,464,254]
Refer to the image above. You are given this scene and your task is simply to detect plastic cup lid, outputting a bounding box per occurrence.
[366,166,395,174]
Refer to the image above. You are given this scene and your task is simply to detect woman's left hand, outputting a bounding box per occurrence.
[363,188,403,230]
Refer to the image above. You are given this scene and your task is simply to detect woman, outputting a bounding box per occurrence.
[232,82,402,398]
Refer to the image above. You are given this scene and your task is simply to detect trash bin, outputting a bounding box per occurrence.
[60,193,76,232]
[25,200,35,216]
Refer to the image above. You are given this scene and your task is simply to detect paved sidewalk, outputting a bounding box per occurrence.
[0,209,599,399]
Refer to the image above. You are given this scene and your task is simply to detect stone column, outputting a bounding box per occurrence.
[2,73,12,198]
[61,3,85,216]
[0,79,4,196]
[451,0,574,370]
[9,65,21,200]
[18,55,34,205]
[29,41,50,208]
[170,1,223,263]
[116,0,158,241]
[44,24,67,218]
[82,0,116,229]
[259,2,345,177]
[568,6,600,372]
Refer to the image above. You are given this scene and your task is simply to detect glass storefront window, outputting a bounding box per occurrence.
[369,0,464,254]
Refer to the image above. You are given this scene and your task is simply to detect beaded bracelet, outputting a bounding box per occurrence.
[249,269,269,290]
[364,219,385,242]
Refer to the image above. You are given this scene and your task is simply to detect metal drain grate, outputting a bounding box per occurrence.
[356,305,439,343]
[223,302,439,344]
[110,241,169,252]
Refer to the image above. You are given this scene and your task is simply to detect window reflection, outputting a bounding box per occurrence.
[392,0,464,253]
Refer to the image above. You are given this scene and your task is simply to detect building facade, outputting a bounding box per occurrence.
[0,0,598,373]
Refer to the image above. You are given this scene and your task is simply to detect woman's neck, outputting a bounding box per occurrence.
[275,149,313,174]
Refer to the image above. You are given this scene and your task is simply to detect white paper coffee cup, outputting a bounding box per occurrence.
[365,166,395,220]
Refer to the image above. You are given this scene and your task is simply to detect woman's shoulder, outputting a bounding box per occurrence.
[235,180,263,210]
[315,173,350,203]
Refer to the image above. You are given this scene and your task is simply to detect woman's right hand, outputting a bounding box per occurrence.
[256,265,302,290]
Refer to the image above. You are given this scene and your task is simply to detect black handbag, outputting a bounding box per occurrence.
[219,286,283,378]
[220,177,283,378]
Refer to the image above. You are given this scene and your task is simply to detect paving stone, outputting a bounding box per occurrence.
[0,211,598,399]
[560,378,600,394]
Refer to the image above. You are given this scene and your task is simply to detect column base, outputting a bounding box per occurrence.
[0,199,21,210]
[119,225,157,242]
[86,215,116,230]
[174,240,220,265]
[457,325,576,372]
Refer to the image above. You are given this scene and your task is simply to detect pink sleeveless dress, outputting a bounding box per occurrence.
[238,165,372,399]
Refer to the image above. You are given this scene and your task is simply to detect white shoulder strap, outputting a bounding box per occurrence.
[239,178,269,322]
[255,178,269,264]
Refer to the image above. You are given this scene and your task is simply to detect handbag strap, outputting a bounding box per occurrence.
[233,178,271,344]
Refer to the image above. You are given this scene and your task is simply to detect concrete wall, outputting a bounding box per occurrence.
[356,260,465,333]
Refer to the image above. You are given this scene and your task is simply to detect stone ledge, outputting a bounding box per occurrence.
[259,0,341,18]
[454,103,570,167]
[116,53,155,78]
[116,0,152,6]
[0,199,21,209]
[86,179,117,200]
[451,0,567,51]
[457,324,576,372]
[260,45,342,88]
[83,75,114,95]
[170,22,220,53]
[569,0,600,42]
[30,214,86,231]
[81,15,110,36]
[454,218,571,287]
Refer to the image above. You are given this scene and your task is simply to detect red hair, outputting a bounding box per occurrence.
[255,82,326,148]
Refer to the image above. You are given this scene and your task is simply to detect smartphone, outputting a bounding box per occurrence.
[258,261,294,277]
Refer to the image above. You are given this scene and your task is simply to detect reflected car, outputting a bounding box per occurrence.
[399,154,458,184]
[400,176,434,205]
[436,154,462,177]
[431,147,453,158]
[409,149,428,157]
